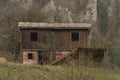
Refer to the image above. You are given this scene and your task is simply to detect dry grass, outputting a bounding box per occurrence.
[0,62,120,80]
[0,57,7,63]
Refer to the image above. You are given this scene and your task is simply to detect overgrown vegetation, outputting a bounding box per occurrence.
[0,1,120,79]
[0,62,120,80]
[75,0,89,14]
[97,0,110,36]
[0,1,48,60]
[108,0,120,67]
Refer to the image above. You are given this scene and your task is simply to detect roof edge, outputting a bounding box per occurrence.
[18,22,91,29]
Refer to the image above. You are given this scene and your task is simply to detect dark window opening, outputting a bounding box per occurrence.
[30,32,38,41]
[72,32,79,41]
[28,53,33,59]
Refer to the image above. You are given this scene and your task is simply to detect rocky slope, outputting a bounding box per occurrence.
[44,0,97,23]
[0,0,118,41]
[5,0,97,23]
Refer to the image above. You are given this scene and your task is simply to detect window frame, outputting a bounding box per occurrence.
[29,31,39,42]
[28,53,34,59]
[71,32,79,41]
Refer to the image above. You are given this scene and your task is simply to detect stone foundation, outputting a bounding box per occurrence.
[22,51,38,64]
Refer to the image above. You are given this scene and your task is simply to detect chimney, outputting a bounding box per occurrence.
[50,16,55,22]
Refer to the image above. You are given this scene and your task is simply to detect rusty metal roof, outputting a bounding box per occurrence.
[18,22,91,29]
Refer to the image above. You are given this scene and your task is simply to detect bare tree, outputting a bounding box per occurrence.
[0,1,48,61]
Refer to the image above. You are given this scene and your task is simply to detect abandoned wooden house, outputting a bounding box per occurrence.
[18,22,105,65]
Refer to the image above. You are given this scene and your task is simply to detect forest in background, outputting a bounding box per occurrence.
[0,0,119,67]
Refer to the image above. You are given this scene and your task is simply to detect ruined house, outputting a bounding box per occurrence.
[18,22,105,65]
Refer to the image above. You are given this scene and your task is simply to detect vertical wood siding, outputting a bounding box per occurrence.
[21,29,89,51]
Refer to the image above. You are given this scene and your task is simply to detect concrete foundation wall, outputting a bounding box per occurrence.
[23,51,38,64]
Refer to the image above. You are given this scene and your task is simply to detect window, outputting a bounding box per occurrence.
[28,53,33,59]
[30,32,38,41]
[71,32,79,41]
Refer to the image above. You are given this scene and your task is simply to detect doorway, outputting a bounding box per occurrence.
[38,51,43,65]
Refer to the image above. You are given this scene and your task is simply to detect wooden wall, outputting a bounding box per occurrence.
[21,29,89,51]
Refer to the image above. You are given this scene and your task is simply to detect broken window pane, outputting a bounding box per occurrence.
[71,32,79,41]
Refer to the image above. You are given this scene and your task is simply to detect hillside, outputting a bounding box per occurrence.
[0,62,120,80]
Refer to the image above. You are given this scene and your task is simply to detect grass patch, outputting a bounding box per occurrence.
[0,67,10,74]
[0,62,120,80]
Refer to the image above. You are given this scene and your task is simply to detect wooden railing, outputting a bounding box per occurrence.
[50,48,78,65]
